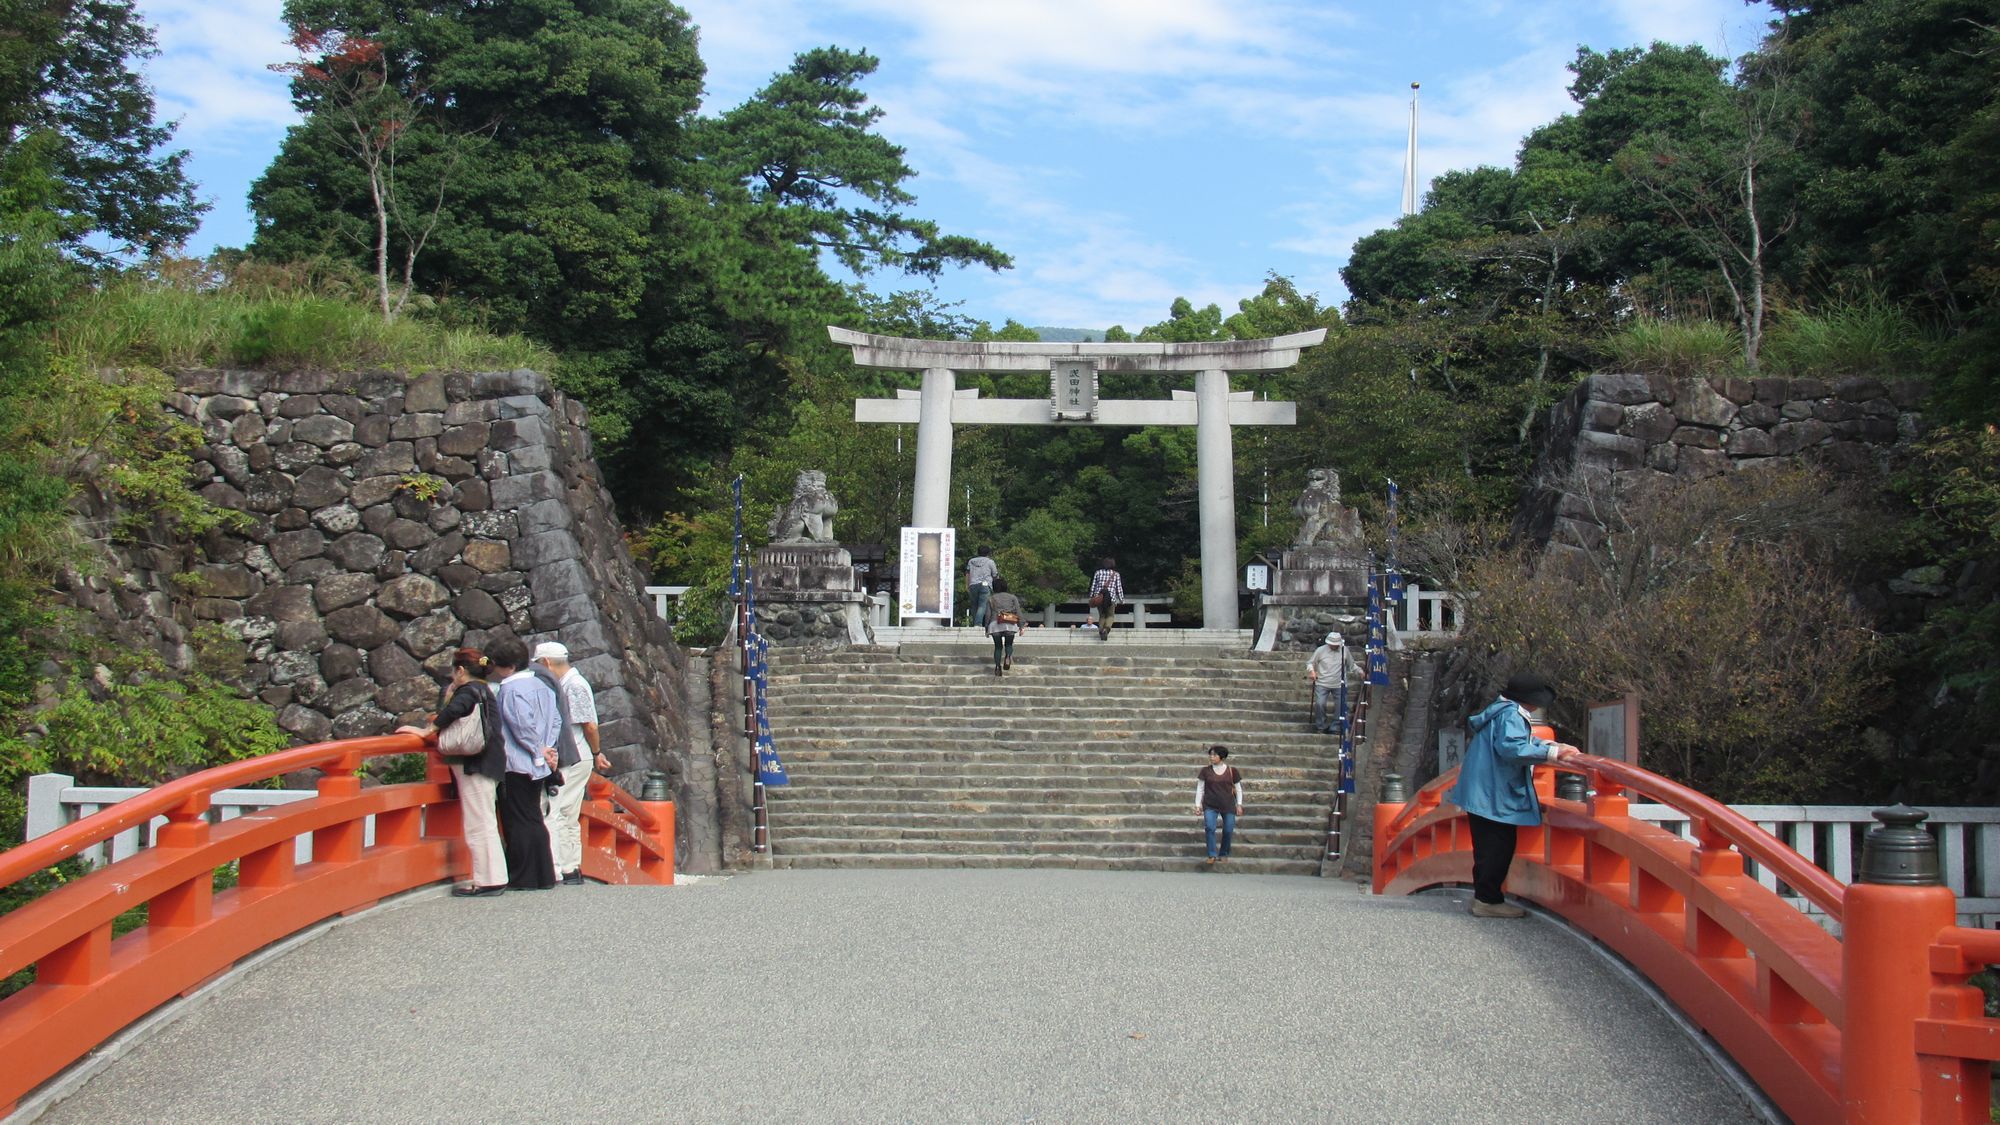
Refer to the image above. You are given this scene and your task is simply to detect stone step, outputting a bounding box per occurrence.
[772,780,1336,796]
[844,629,1257,650]
[756,812,1320,840]
[761,645,1337,876]
[769,789,1333,810]
[768,665,1301,681]
[774,761,1334,781]
[770,664,1304,680]
[769,810,1327,832]
[771,835,1322,860]
[774,746,1336,764]
[768,853,1322,874]
[764,696,1312,712]
[776,645,1278,665]
[771,731,1331,750]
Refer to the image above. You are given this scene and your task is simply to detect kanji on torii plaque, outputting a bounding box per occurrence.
[831,327,1326,631]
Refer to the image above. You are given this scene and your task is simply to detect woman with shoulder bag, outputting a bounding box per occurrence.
[1087,557,1124,640]
[398,647,508,897]
[987,577,1025,676]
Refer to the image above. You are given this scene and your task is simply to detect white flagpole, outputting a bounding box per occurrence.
[1401,82,1420,216]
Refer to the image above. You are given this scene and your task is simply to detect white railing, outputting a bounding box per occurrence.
[23,773,368,867]
[1393,582,1467,638]
[644,584,691,622]
[1036,595,1173,630]
[868,594,1176,630]
[1629,803,2000,930]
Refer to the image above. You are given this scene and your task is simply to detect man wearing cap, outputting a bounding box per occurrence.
[534,641,609,886]
[1447,673,1581,918]
[1305,631,1356,734]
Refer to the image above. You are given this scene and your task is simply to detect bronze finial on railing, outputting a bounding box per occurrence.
[1858,804,1941,886]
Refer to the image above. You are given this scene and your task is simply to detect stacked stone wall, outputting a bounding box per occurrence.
[1521,372,1926,551]
[60,367,695,805]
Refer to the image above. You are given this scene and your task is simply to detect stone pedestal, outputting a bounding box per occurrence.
[753,545,872,646]
[1254,546,1371,651]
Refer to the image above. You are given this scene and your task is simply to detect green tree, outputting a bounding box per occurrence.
[0,0,204,256]
[700,47,1010,278]
[1763,0,2000,420]
[269,27,494,322]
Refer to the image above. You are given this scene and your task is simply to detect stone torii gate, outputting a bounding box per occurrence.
[831,326,1327,630]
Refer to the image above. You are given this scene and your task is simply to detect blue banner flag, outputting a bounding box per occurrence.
[755,736,790,786]
[729,475,744,597]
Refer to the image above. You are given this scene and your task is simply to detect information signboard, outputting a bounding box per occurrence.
[1587,693,1641,764]
[897,526,955,620]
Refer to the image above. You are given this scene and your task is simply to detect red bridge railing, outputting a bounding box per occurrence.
[1373,754,1998,1123]
[0,735,675,1114]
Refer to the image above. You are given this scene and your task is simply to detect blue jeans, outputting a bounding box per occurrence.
[1203,808,1237,858]
[969,584,991,627]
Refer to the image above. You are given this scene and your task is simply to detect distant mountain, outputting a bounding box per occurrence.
[1031,327,1105,343]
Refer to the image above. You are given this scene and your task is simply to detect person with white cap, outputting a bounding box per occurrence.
[533,641,608,886]
[1305,631,1356,734]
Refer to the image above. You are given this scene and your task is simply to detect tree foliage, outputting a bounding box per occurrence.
[1455,468,1886,800]
[0,0,204,257]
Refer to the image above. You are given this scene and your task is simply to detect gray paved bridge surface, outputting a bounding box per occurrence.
[38,870,1758,1123]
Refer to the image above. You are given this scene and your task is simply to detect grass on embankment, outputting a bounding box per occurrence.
[48,269,556,374]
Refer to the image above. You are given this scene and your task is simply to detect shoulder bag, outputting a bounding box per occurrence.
[437,686,488,757]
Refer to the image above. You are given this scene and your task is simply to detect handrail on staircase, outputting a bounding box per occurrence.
[1373,755,2000,1123]
[0,733,675,1115]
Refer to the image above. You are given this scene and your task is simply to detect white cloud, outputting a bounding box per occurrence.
[1606,0,1775,55]
[140,0,296,145]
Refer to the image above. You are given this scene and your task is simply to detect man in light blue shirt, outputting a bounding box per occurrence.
[487,638,560,890]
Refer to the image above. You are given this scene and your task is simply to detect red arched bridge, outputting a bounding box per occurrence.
[2,736,1995,1121]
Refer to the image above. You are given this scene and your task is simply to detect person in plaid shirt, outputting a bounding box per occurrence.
[1087,557,1124,640]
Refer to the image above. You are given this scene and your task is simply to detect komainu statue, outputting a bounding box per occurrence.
[1292,467,1362,550]
[768,470,839,543]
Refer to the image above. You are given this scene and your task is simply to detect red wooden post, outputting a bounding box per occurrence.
[1371,774,1408,894]
[1842,807,1958,1123]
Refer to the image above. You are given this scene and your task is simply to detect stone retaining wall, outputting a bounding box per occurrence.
[62,367,695,804]
[1521,372,1927,551]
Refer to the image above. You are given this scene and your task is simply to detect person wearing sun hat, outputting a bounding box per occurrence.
[533,640,606,886]
[1305,630,1356,734]
[1447,672,1582,918]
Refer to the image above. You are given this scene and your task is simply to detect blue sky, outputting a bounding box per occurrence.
[142,0,1776,332]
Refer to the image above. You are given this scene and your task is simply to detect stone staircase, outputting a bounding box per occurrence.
[762,641,1338,874]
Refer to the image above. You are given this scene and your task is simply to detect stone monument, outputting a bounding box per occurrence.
[1254,467,1373,650]
[753,470,870,646]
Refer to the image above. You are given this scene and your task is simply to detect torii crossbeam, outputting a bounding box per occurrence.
[831,327,1327,630]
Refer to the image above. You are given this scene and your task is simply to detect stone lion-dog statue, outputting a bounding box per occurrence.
[768,469,839,543]
[1292,467,1345,548]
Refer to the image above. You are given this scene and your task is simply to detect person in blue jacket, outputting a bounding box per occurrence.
[1446,672,1580,918]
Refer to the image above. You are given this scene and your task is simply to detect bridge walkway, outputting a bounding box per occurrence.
[32,869,1759,1123]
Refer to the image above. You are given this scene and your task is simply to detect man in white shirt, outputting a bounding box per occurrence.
[533,641,608,886]
[1305,632,1356,734]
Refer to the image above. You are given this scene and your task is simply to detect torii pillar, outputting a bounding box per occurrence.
[832,327,1327,630]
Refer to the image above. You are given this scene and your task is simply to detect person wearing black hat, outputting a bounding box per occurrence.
[1446,672,1580,918]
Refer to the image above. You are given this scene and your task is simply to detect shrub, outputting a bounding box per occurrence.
[50,268,556,373]
[1453,465,1886,801]
[1762,301,1934,378]
[1602,317,1743,377]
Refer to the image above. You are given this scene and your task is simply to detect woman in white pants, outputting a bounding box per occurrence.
[401,649,509,896]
